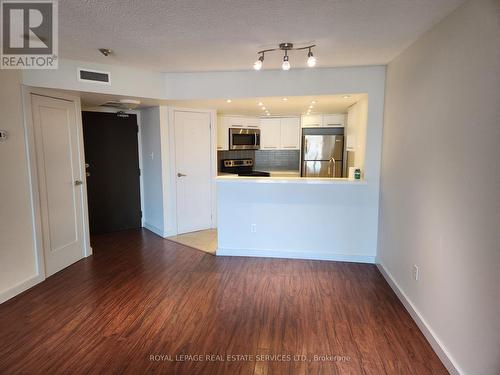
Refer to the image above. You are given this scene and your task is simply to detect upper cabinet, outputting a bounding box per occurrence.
[323,114,346,127]
[260,117,301,150]
[260,118,281,149]
[301,114,323,127]
[280,117,301,149]
[217,116,230,150]
[301,113,346,128]
[244,117,260,128]
[218,115,301,151]
[217,116,261,150]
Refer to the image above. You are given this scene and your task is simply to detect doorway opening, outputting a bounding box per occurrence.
[82,111,142,236]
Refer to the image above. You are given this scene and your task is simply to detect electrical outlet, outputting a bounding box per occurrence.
[150,152,154,160]
[412,265,419,281]
[250,224,257,233]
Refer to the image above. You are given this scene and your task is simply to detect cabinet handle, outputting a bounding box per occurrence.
[217,146,223,150]
[283,146,296,149]
[263,146,277,149]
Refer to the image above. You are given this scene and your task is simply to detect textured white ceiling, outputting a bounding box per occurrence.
[59,0,464,72]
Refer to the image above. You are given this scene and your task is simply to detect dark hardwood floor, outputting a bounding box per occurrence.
[0,229,447,374]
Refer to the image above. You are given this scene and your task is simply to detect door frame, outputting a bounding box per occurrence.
[81,107,145,228]
[166,107,217,236]
[22,86,92,281]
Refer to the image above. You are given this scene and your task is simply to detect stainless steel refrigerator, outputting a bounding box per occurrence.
[301,129,344,178]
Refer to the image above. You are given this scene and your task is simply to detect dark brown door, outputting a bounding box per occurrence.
[82,111,141,235]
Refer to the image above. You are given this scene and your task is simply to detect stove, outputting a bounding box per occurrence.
[220,159,270,177]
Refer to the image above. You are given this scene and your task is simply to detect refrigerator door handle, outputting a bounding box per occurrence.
[329,157,336,177]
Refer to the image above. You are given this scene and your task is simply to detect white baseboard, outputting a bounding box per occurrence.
[0,273,44,305]
[217,247,375,264]
[143,222,167,237]
[376,262,462,375]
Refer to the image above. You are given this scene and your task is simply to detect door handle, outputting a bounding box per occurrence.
[74,180,83,186]
[329,158,336,178]
[177,173,187,177]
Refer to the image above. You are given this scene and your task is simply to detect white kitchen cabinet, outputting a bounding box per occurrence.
[224,116,244,128]
[217,116,230,150]
[217,116,260,150]
[244,117,260,128]
[280,117,301,149]
[260,118,281,149]
[301,114,323,127]
[323,114,346,127]
[301,113,346,128]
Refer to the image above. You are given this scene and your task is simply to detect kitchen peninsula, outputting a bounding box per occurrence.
[216,173,375,263]
[213,94,374,263]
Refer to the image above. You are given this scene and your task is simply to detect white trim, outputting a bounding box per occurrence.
[0,274,45,305]
[217,247,375,264]
[136,112,145,227]
[143,222,166,238]
[21,86,92,284]
[376,262,462,375]
[166,107,217,236]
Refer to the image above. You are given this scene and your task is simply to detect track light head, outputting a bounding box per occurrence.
[282,52,290,71]
[253,53,264,71]
[307,48,316,67]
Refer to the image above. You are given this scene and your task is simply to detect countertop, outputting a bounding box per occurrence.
[216,174,366,185]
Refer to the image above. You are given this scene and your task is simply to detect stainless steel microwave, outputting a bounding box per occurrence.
[229,128,260,150]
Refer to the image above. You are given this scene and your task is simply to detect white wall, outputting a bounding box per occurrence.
[139,107,165,236]
[378,0,500,374]
[218,180,377,262]
[22,58,165,99]
[0,71,41,303]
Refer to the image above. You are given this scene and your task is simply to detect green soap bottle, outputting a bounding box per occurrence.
[354,169,361,180]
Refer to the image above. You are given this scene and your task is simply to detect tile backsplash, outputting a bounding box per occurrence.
[254,150,300,171]
[217,150,300,172]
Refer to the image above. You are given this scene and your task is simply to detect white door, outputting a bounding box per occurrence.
[31,94,86,276]
[174,111,212,234]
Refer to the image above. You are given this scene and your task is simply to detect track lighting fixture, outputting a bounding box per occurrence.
[307,48,316,67]
[253,53,264,70]
[252,42,317,71]
[282,51,290,71]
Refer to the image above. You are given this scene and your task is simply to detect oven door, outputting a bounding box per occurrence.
[229,128,260,150]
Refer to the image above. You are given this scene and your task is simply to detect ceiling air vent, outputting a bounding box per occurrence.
[77,68,111,85]
[100,99,141,110]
